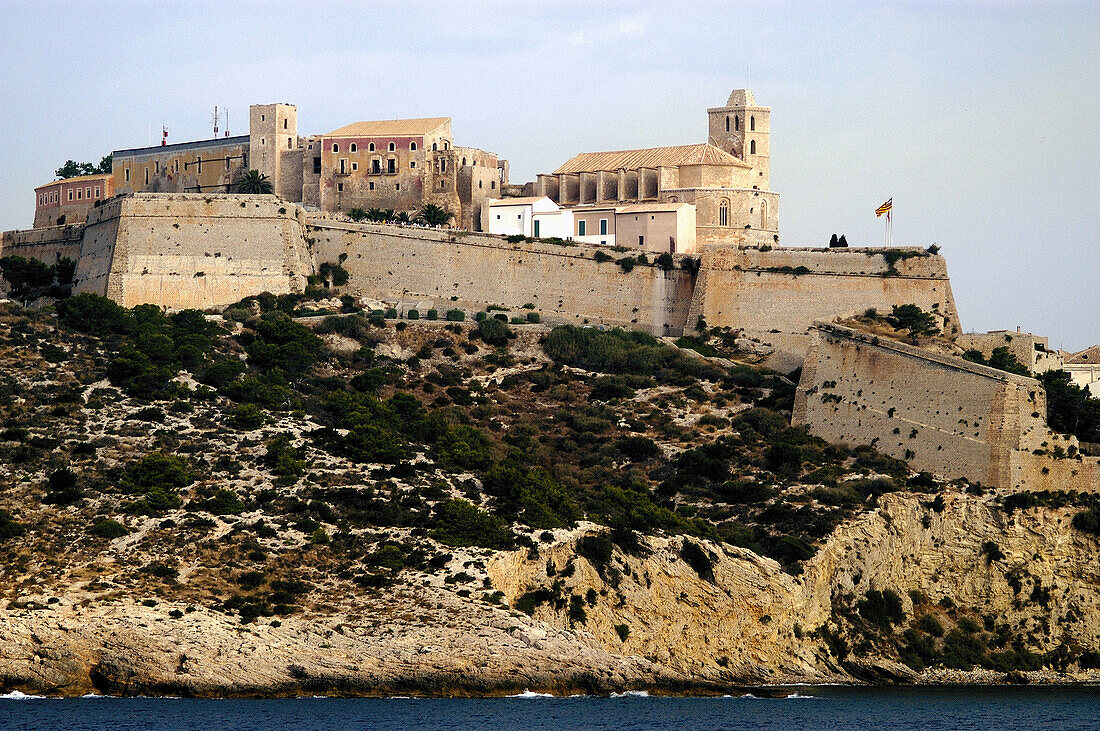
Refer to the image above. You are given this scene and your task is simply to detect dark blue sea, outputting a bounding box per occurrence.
[2,687,1098,730]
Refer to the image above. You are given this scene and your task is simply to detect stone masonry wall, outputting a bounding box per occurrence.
[794,323,1099,491]
[72,194,312,309]
[306,219,695,335]
[0,224,85,266]
[689,246,959,359]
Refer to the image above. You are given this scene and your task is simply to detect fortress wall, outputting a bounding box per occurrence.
[306,220,695,334]
[73,194,312,310]
[794,323,1098,490]
[689,246,959,358]
[0,224,85,264]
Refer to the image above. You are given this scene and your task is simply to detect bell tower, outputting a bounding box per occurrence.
[707,89,770,190]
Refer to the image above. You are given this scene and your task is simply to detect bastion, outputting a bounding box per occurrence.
[794,322,1100,491]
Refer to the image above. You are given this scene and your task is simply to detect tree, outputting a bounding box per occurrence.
[829,233,839,247]
[235,170,274,194]
[418,203,452,227]
[55,155,112,179]
[837,234,848,247]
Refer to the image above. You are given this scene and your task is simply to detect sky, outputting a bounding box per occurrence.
[0,0,1096,349]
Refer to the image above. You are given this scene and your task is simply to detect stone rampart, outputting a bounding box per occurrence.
[689,246,959,359]
[794,323,1099,491]
[73,194,312,309]
[0,224,85,265]
[306,220,695,335]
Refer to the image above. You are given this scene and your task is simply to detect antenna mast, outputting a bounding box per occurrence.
[213,105,219,138]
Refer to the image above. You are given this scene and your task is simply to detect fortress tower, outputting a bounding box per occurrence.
[249,103,302,201]
[707,89,770,190]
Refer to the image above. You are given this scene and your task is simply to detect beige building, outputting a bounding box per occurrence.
[534,89,778,248]
[614,202,697,254]
[1064,345,1100,397]
[112,137,251,195]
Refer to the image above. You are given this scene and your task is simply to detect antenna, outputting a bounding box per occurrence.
[162,125,168,146]
[224,108,230,137]
[213,105,219,138]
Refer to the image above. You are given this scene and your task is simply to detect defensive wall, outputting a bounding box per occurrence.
[65,194,312,309]
[794,322,1100,491]
[688,246,960,359]
[1,193,962,360]
[305,218,695,335]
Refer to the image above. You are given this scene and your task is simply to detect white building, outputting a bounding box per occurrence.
[486,196,574,239]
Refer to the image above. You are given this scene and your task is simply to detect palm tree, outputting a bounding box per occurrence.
[235,170,273,194]
[348,207,367,222]
[382,209,396,223]
[365,208,385,222]
[393,211,413,225]
[418,203,452,228]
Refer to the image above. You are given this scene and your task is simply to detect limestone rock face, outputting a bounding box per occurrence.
[2,491,1098,696]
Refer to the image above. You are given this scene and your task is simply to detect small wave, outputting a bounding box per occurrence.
[610,690,649,698]
[507,690,555,698]
[740,693,758,699]
[0,691,46,700]
[785,692,816,699]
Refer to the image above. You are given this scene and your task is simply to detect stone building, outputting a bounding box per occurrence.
[534,89,778,247]
[112,137,251,195]
[33,174,114,227]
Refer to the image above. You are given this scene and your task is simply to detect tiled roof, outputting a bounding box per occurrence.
[113,135,250,158]
[34,173,112,190]
[553,143,747,174]
[487,196,548,206]
[326,118,450,137]
[1065,345,1100,364]
[616,202,691,213]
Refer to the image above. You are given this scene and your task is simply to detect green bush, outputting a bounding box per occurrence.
[615,623,630,641]
[90,518,129,539]
[615,436,660,462]
[478,317,510,347]
[263,435,305,476]
[543,325,719,384]
[407,309,420,320]
[0,510,25,541]
[594,251,613,263]
[445,309,465,322]
[430,499,514,549]
[483,460,580,529]
[204,488,246,515]
[121,453,193,513]
[384,308,398,319]
[655,253,674,271]
[857,589,905,630]
[616,256,637,272]
[227,404,265,430]
[576,534,615,578]
[246,312,323,376]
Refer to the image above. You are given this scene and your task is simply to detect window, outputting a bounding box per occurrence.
[155,161,160,174]
[95,186,100,198]
[388,142,395,152]
[261,137,266,146]
[443,141,449,150]
[225,156,230,170]
[725,115,730,132]
[86,187,91,198]
[77,189,82,200]
[337,182,343,192]
[371,159,381,174]
[432,143,437,151]
[288,138,293,149]
[750,116,755,131]
[578,220,586,236]
[735,116,740,131]
[145,169,149,185]
[477,179,481,188]
[439,180,445,189]
[174,159,179,173]
[369,182,374,191]
[283,118,287,130]
[314,157,321,174]
[369,142,375,152]
[395,183,400,191]
[125,168,130,182]
[440,159,447,172]
[719,199,729,226]
[491,181,496,189]
[750,140,756,154]
[350,143,357,152]
[333,143,339,153]
[388,158,396,174]
[261,114,265,122]
[638,235,644,247]
[462,157,467,166]
[351,162,358,171]
[308,143,313,150]
[496,214,500,219]
[68,189,73,201]
[410,161,416,169]
[339,158,346,175]
[410,142,417,151]
[534,220,540,237]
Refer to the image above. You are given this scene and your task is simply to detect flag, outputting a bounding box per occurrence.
[875,198,893,217]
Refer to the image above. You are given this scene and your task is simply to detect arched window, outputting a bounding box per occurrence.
[760,200,768,229]
[368,142,375,152]
[443,141,449,150]
[669,196,678,203]
[725,116,730,132]
[750,116,756,131]
[350,143,357,152]
[432,142,438,151]
[462,157,467,166]
[719,199,729,227]
[410,142,417,151]
[735,116,740,131]
[750,140,756,154]
[332,143,339,153]
[388,142,395,152]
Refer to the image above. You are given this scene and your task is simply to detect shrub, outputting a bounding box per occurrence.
[478,317,510,347]
[57,293,131,336]
[526,312,540,324]
[615,436,660,462]
[445,309,465,322]
[384,308,398,319]
[430,499,514,549]
[263,435,305,476]
[655,253,674,271]
[0,510,25,541]
[680,540,715,583]
[228,404,265,430]
[90,518,129,539]
[981,541,1006,562]
[593,251,613,263]
[1073,508,1100,536]
[576,534,614,578]
[615,623,630,641]
[204,488,246,515]
[919,614,945,637]
[857,589,905,630]
[616,256,636,272]
[43,467,83,505]
[426,309,439,320]
[121,453,194,513]
[407,309,420,320]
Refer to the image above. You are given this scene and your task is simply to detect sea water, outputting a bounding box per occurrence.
[1,686,1098,730]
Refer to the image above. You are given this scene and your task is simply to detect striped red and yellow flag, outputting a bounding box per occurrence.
[875,198,893,217]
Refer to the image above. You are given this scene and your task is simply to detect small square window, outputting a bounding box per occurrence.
[261,114,265,121]
[395,183,400,191]
[337,182,343,192]
[369,182,374,191]
[352,162,358,171]
[410,161,416,168]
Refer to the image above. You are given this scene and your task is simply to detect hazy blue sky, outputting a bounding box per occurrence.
[1,1,1096,348]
